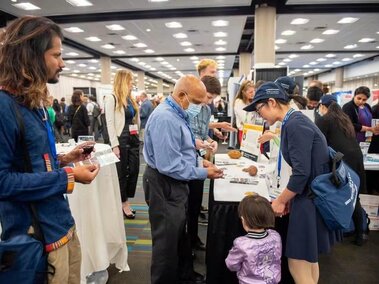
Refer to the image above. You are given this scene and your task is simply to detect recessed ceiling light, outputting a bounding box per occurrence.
[88,66,97,70]
[333,61,341,65]
[110,65,117,69]
[214,39,227,45]
[66,52,79,56]
[342,58,352,61]
[144,49,155,54]
[85,36,101,42]
[106,24,125,31]
[130,58,139,62]
[73,70,80,73]
[214,32,228,37]
[309,61,318,65]
[154,57,163,62]
[88,59,98,63]
[294,69,300,72]
[146,29,151,32]
[113,50,126,55]
[173,33,188,39]
[212,20,229,27]
[180,41,192,46]
[283,59,292,62]
[66,60,76,64]
[323,29,339,35]
[300,44,314,50]
[290,18,309,25]
[165,22,182,28]
[78,63,87,67]
[133,43,147,48]
[122,35,138,41]
[161,61,170,65]
[66,0,93,7]
[150,67,157,71]
[314,68,320,72]
[353,54,363,58]
[316,58,327,62]
[275,39,287,44]
[288,54,298,58]
[216,56,225,60]
[138,62,147,66]
[344,44,357,49]
[377,46,379,49]
[275,45,280,50]
[148,0,169,2]
[215,47,226,52]
[310,38,324,43]
[358,38,375,43]
[338,17,359,24]
[281,30,296,36]
[325,64,333,68]
[64,27,84,33]
[101,44,115,49]
[62,67,70,71]
[278,62,286,66]
[184,48,195,52]
[190,56,199,60]
[303,64,310,68]
[12,2,41,10]
[325,54,336,58]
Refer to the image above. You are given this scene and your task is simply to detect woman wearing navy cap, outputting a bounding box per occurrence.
[317,95,367,245]
[245,82,339,284]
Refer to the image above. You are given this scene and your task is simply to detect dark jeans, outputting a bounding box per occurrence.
[188,179,205,247]
[143,166,193,284]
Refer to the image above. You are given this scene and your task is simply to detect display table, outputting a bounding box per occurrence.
[56,143,129,283]
[364,154,379,171]
[206,154,271,284]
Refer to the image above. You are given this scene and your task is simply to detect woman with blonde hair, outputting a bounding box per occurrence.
[105,70,140,219]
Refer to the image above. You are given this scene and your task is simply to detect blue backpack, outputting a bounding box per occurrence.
[310,147,360,231]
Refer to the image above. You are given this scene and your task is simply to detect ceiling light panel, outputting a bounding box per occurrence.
[290,18,309,25]
[281,30,296,36]
[66,0,93,7]
[212,20,229,27]
[338,17,359,24]
[165,22,182,28]
[106,24,125,31]
[12,2,41,10]
[64,27,84,33]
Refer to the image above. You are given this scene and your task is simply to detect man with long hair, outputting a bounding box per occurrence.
[0,16,99,283]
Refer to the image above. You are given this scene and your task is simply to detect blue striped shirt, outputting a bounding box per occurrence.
[189,105,211,140]
[143,96,208,181]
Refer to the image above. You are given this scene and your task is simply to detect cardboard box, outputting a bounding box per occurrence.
[361,204,378,217]
[369,216,379,231]
[359,194,379,206]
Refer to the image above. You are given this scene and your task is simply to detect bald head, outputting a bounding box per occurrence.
[173,75,207,109]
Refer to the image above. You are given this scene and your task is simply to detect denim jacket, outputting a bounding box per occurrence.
[0,91,74,250]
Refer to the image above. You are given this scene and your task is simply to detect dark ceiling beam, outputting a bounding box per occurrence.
[277,3,379,14]
[48,6,254,24]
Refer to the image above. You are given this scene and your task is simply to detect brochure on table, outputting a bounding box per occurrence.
[240,123,263,162]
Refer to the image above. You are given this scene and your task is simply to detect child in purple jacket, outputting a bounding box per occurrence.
[225,194,282,284]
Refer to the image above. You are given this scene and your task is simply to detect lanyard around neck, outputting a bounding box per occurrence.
[277,108,296,187]
[166,97,196,147]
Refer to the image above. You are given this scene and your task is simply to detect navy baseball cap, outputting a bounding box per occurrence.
[275,76,296,95]
[244,82,289,112]
[320,95,337,107]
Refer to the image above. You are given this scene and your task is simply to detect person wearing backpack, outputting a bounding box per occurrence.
[87,96,101,141]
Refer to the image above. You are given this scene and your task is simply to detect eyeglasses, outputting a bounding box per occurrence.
[255,103,267,115]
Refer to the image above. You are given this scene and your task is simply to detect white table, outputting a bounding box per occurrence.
[364,154,379,171]
[213,154,270,202]
[56,143,129,283]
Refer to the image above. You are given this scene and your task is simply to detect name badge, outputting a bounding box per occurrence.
[129,124,139,135]
[199,148,207,157]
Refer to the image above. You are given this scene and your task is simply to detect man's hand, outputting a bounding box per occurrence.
[206,167,224,179]
[209,140,218,153]
[112,146,120,159]
[271,199,287,216]
[209,121,237,132]
[195,139,207,150]
[202,159,213,168]
[72,164,100,184]
[214,129,224,140]
[60,141,96,165]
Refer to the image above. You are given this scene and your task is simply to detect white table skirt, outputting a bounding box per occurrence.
[213,154,270,202]
[364,154,379,171]
[56,143,129,283]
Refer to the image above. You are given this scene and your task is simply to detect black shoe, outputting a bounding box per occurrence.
[123,211,135,219]
[354,233,369,246]
[193,240,206,251]
[180,271,205,284]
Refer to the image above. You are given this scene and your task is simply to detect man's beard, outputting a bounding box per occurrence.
[47,70,61,84]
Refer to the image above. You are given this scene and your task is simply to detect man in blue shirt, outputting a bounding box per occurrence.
[143,75,224,284]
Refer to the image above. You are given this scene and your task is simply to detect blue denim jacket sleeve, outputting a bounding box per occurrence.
[0,92,69,202]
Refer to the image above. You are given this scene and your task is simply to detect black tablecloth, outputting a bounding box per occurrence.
[205,180,295,284]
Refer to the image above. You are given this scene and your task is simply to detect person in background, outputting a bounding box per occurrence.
[143,75,224,284]
[309,80,323,90]
[105,69,140,219]
[53,98,65,143]
[342,86,378,144]
[0,15,99,283]
[60,97,70,135]
[197,58,218,78]
[100,95,109,144]
[367,100,379,194]
[306,86,323,110]
[87,96,101,141]
[244,82,339,284]
[317,95,367,245]
[226,194,282,284]
[46,95,56,127]
[68,90,90,142]
[139,91,154,143]
[233,80,257,145]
